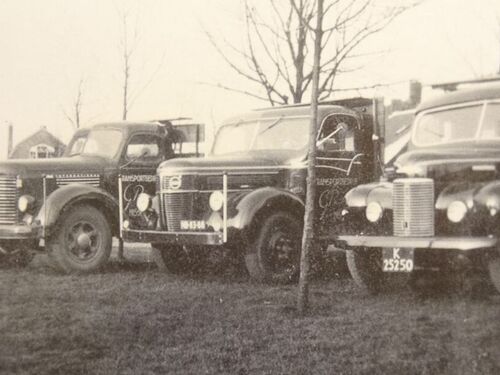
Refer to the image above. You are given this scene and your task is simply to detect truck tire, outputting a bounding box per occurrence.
[245,212,301,284]
[487,256,500,294]
[151,243,204,274]
[347,247,410,294]
[46,205,112,274]
[346,247,384,294]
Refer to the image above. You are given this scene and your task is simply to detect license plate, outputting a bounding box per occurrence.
[382,248,414,272]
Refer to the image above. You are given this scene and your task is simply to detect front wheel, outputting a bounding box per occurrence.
[487,256,500,294]
[245,212,301,284]
[151,244,205,274]
[346,247,409,294]
[46,205,112,274]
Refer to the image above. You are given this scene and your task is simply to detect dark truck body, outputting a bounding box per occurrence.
[334,82,500,294]
[0,121,196,272]
[119,99,383,283]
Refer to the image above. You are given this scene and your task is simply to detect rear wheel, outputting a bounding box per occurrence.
[46,205,112,274]
[346,247,409,294]
[245,212,301,284]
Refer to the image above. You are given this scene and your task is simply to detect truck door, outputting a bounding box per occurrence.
[315,113,365,225]
[119,133,163,229]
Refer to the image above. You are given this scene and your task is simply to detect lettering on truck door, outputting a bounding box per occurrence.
[315,114,362,227]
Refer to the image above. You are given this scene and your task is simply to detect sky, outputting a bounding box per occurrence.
[0,0,499,158]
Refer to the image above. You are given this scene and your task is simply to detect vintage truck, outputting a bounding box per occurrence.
[0,120,199,272]
[336,83,500,294]
[119,98,385,283]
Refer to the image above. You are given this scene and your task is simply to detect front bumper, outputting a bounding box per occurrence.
[0,223,41,240]
[333,235,497,251]
[123,229,224,245]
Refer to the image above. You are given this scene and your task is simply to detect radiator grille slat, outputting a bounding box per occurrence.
[0,176,17,224]
[393,178,434,237]
[159,174,197,231]
[160,192,193,231]
[55,174,100,187]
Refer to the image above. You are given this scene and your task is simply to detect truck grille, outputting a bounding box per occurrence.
[159,174,196,231]
[0,176,18,224]
[393,178,434,237]
[159,192,194,231]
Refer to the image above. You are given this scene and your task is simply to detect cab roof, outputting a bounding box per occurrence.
[91,121,163,134]
[417,82,500,113]
[221,103,364,125]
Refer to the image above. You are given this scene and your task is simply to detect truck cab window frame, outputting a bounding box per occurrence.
[124,133,162,164]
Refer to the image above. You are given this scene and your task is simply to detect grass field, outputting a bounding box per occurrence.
[2,246,500,375]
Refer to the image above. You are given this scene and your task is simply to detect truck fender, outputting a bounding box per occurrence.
[435,181,483,210]
[36,184,119,237]
[473,180,500,211]
[230,187,304,242]
[345,181,393,208]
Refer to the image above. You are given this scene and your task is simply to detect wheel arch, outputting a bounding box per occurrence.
[36,184,119,238]
[231,187,304,245]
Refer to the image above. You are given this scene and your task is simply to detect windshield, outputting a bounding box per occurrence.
[65,136,87,156]
[211,117,309,155]
[82,129,123,158]
[413,102,500,146]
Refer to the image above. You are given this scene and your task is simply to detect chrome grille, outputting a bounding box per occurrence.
[160,192,194,231]
[393,178,434,237]
[0,176,17,224]
[159,173,196,231]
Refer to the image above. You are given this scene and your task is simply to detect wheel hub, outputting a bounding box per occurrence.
[77,233,92,249]
[269,231,298,273]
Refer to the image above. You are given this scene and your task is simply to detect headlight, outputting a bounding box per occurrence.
[136,193,152,212]
[18,195,34,212]
[447,201,467,223]
[209,190,224,211]
[366,202,383,223]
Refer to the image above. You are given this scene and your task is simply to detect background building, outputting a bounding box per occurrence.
[9,126,65,159]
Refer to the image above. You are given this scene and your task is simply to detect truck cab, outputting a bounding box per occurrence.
[0,121,185,272]
[337,83,500,294]
[120,99,381,283]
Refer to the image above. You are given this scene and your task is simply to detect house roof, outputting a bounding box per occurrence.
[10,126,66,158]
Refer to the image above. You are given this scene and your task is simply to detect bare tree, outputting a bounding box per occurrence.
[297,0,324,315]
[119,11,138,121]
[495,12,500,74]
[63,77,85,129]
[118,5,166,121]
[206,0,418,105]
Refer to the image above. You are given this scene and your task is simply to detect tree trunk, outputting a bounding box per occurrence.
[297,0,323,315]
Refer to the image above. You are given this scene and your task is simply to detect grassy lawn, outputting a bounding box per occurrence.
[1,247,500,375]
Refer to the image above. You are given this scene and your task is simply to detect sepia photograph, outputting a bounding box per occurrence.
[1,0,500,373]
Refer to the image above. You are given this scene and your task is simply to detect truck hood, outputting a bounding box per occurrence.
[0,155,111,177]
[158,151,306,173]
[395,146,500,176]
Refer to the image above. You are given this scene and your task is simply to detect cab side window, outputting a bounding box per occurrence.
[317,114,357,152]
[125,134,161,162]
